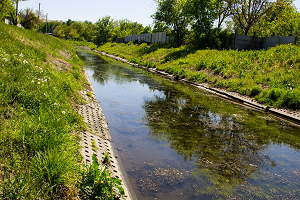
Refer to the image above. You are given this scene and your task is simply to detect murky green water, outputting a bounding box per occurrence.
[77,48,300,200]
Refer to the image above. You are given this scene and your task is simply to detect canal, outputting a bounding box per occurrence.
[77,48,300,200]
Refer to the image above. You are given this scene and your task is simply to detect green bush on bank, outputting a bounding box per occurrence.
[0,23,123,199]
[97,42,300,110]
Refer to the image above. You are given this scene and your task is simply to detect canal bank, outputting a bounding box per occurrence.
[79,66,137,200]
[77,47,300,199]
[89,48,300,126]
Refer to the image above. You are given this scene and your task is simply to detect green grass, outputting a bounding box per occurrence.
[97,42,300,110]
[0,23,123,199]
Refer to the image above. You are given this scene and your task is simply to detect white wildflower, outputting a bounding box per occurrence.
[37,82,40,85]
[31,80,34,83]
[62,111,66,114]
[3,58,7,62]
[44,93,46,96]
[23,60,28,64]
[19,53,23,57]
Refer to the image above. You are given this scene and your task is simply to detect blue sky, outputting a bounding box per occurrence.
[18,0,156,26]
[18,0,300,27]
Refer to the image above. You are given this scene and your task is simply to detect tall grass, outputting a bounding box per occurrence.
[97,42,300,110]
[0,22,85,198]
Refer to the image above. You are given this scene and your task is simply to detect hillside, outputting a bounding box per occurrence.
[0,23,124,199]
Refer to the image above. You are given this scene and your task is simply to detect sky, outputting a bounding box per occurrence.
[18,0,300,27]
[18,0,156,27]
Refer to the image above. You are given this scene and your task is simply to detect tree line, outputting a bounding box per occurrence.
[152,0,300,47]
[1,0,299,48]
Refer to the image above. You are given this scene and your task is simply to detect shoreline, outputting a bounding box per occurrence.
[79,66,137,200]
[89,48,300,126]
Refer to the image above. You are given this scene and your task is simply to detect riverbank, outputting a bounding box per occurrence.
[79,65,135,200]
[0,23,129,199]
[86,47,300,125]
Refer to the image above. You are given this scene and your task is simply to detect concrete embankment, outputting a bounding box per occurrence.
[78,66,136,200]
[91,49,300,125]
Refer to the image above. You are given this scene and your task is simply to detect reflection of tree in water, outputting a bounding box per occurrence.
[142,89,281,193]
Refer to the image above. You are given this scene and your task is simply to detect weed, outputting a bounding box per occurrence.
[91,139,98,152]
[102,152,110,165]
[78,154,124,199]
[87,92,92,97]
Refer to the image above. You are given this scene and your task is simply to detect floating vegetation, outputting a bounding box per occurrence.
[134,165,190,192]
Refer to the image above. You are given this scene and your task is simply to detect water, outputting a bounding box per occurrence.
[77,48,300,200]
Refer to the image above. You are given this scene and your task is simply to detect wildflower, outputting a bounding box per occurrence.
[19,53,23,57]
[23,60,28,64]
[54,102,57,106]
[44,93,46,96]
[3,58,7,62]
[101,180,104,184]
[37,82,40,84]
[62,111,66,114]
[31,80,34,83]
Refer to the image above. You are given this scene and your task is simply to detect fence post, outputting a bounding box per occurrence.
[233,29,238,50]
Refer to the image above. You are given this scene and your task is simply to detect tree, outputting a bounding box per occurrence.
[183,0,217,35]
[152,22,171,34]
[228,0,271,35]
[81,21,96,42]
[19,8,38,30]
[250,0,300,37]
[215,0,232,28]
[93,16,114,45]
[0,0,14,21]
[152,0,190,46]
[110,19,145,42]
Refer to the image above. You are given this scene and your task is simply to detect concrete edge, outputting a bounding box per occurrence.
[78,67,137,200]
[92,49,300,125]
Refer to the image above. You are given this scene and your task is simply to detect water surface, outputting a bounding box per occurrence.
[77,48,300,200]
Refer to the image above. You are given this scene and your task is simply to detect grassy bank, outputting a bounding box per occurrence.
[92,42,300,110]
[0,23,122,199]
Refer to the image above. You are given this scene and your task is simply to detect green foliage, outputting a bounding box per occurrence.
[229,0,270,35]
[0,0,14,21]
[78,154,124,199]
[102,152,110,165]
[93,16,114,45]
[250,0,300,37]
[111,19,147,42]
[19,8,38,30]
[0,22,85,198]
[152,0,190,46]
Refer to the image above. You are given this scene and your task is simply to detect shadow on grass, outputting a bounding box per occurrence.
[162,46,197,63]
[137,43,173,56]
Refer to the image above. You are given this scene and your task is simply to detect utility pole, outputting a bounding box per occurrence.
[46,13,48,33]
[37,3,41,33]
